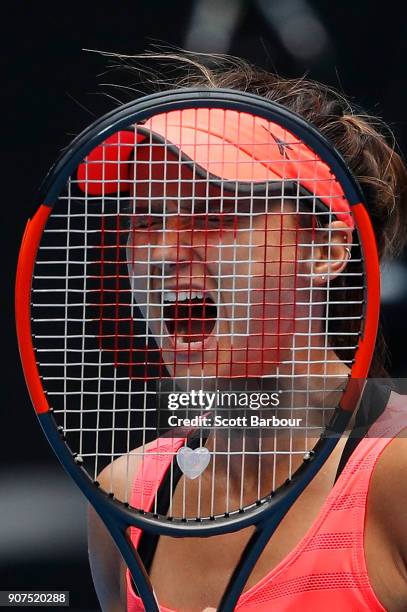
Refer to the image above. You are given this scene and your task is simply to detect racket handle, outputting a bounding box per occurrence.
[107,523,160,612]
[37,413,159,612]
[218,434,342,611]
[218,513,286,612]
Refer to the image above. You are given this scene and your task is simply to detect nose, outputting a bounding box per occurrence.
[150,215,194,272]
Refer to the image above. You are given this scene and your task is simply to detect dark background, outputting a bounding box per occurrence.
[3,1,407,609]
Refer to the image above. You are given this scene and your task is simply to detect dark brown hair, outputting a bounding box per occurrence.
[108,51,407,375]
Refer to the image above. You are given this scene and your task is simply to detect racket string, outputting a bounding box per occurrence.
[31,107,363,520]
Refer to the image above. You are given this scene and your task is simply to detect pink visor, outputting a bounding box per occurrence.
[77,108,353,228]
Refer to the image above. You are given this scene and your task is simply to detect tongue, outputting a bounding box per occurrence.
[165,301,217,343]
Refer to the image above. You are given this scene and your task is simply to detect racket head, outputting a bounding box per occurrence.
[16,88,380,534]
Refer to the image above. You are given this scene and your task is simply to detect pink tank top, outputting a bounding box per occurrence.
[127,394,407,611]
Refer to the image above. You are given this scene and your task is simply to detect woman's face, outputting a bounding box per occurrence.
[127,149,348,382]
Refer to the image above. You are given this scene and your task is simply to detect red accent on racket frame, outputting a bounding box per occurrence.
[340,202,380,412]
[16,205,52,414]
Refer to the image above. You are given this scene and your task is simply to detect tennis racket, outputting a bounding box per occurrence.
[15,89,380,611]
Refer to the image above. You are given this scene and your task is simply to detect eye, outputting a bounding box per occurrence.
[193,214,237,229]
[133,215,162,230]
[194,215,220,229]
[207,215,224,227]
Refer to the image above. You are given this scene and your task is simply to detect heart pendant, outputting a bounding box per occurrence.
[176,446,211,479]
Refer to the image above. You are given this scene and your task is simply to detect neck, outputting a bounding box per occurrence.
[200,352,349,489]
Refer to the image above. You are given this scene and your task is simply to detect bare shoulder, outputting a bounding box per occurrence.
[88,439,159,611]
[368,425,407,530]
[97,438,160,501]
[364,413,407,609]
[367,410,407,575]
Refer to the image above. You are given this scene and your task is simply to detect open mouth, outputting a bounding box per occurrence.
[163,291,217,345]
